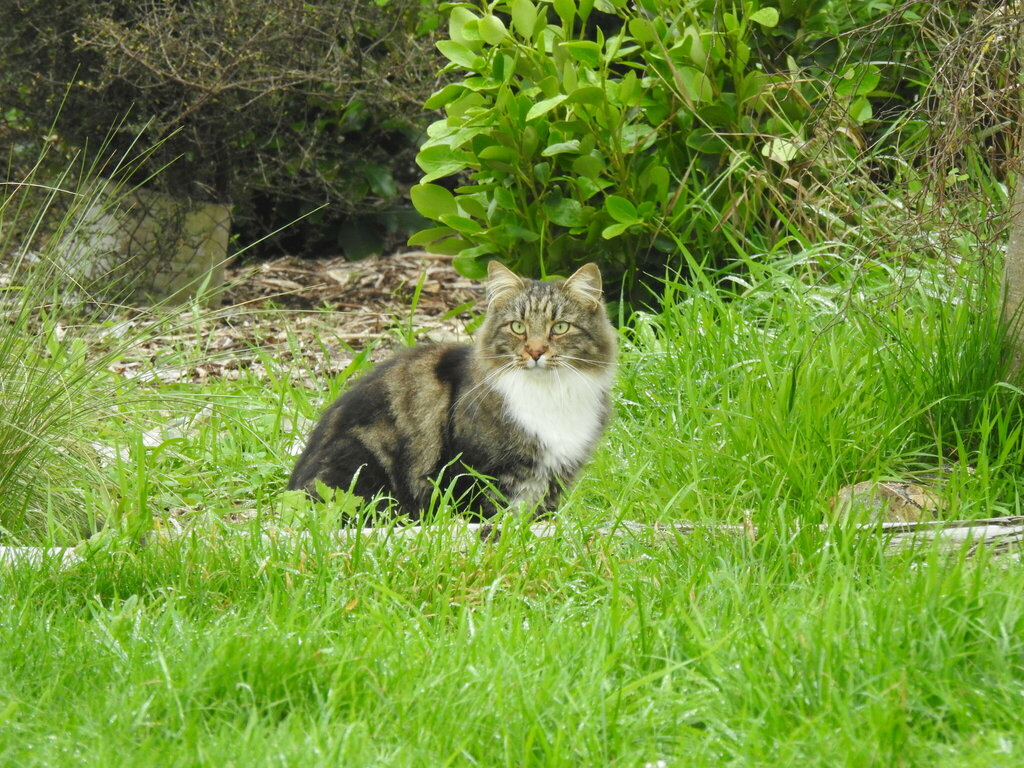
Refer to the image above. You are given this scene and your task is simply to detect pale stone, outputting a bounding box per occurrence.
[62,182,231,306]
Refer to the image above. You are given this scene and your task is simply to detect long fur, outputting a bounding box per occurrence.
[288,262,617,520]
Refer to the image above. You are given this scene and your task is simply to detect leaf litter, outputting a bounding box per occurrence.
[99,250,481,386]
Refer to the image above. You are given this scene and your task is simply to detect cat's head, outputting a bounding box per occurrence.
[476,261,616,375]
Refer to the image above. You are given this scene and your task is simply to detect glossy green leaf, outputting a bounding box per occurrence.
[448,6,479,46]
[492,187,516,210]
[505,222,541,241]
[364,164,397,199]
[642,164,670,203]
[686,129,728,154]
[478,145,518,163]
[439,214,484,234]
[510,0,537,38]
[446,90,487,119]
[683,25,706,67]
[561,41,601,67]
[429,237,471,256]
[544,196,587,227]
[760,137,800,164]
[479,15,507,45]
[407,226,454,247]
[526,94,568,121]
[575,175,610,199]
[627,17,656,43]
[452,252,491,279]
[748,7,779,28]
[552,0,575,26]
[675,66,715,103]
[735,40,750,68]
[601,221,633,239]
[493,53,516,83]
[561,60,579,92]
[456,194,488,220]
[565,86,605,106]
[521,125,540,158]
[836,64,881,98]
[619,124,656,152]
[543,140,581,156]
[437,40,481,70]
[424,84,465,110]
[416,144,473,182]
[572,153,605,179]
[850,96,873,123]
[605,195,640,223]
[617,71,639,106]
[410,183,458,220]
[738,71,771,105]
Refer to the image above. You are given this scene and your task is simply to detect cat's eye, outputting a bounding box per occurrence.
[509,320,526,335]
[551,321,570,335]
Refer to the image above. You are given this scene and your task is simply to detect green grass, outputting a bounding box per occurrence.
[3,244,1024,765]
[0,130,202,541]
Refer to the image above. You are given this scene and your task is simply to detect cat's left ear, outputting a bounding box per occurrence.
[562,263,603,309]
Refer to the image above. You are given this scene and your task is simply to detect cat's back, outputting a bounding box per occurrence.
[321,342,471,417]
[288,342,475,498]
[376,342,475,421]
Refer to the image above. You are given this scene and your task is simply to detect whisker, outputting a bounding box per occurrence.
[455,359,518,413]
[556,361,602,400]
[554,354,610,366]
[463,362,517,411]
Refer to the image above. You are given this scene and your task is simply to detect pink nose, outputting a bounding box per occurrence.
[525,345,546,360]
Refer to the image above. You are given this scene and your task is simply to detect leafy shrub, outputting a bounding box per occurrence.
[408,0,896,293]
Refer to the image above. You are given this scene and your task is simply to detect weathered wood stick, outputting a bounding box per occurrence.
[2,516,1021,569]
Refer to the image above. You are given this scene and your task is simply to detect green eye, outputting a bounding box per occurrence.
[551,321,570,335]
[510,320,526,334]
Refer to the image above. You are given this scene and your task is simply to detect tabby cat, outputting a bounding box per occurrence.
[287,261,617,520]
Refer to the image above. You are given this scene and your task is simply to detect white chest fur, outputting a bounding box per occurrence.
[491,367,612,473]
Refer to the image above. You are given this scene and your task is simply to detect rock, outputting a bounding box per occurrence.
[830,480,943,523]
[62,182,230,306]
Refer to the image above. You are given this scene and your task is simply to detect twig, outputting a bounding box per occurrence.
[3,516,1022,570]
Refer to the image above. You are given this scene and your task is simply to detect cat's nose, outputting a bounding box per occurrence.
[525,344,547,360]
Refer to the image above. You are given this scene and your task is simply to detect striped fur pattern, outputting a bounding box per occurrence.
[288,261,617,520]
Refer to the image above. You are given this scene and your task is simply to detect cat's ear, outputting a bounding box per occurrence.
[486,261,525,308]
[562,263,603,309]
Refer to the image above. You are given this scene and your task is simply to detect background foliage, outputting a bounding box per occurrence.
[2,0,1011,291]
[409,0,990,294]
[0,0,445,258]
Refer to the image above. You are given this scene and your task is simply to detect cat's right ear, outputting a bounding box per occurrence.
[486,261,525,308]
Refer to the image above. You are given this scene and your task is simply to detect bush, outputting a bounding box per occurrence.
[0,0,445,258]
[407,0,934,294]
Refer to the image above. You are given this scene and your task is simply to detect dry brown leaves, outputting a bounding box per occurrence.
[101,250,481,386]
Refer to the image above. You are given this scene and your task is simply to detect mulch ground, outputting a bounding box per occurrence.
[104,250,481,386]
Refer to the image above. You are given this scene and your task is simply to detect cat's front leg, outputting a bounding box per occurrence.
[534,474,570,519]
[504,472,565,520]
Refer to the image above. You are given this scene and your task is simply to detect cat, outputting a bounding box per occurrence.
[287,260,617,521]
